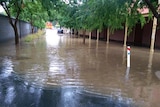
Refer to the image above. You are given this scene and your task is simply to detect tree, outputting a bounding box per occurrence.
[0,0,25,44]
[64,0,151,44]
[18,0,49,32]
[0,0,54,44]
[41,0,65,20]
[143,0,159,52]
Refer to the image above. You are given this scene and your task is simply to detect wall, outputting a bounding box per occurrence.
[91,30,97,39]
[78,30,90,37]
[142,20,152,47]
[90,19,160,48]
[91,29,107,40]
[0,14,35,43]
[110,29,124,42]
[76,18,160,48]
[99,28,107,40]
[0,14,15,42]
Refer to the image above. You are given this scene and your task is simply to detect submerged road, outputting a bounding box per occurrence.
[0,29,160,107]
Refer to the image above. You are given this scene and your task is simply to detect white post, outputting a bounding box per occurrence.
[127,46,130,68]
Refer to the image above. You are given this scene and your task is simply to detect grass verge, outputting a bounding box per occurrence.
[24,30,45,42]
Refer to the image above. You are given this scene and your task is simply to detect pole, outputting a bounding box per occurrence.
[127,46,130,68]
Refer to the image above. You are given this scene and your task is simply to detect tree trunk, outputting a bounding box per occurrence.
[9,21,19,45]
[152,0,160,51]
[97,29,99,42]
[89,31,91,40]
[70,28,72,37]
[150,17,157,52]
[13,24,19,45]
[30,21,34,34]
[89,31,91,47]
[107,28,110,44]
[30,14,34,34]
[32,26,34,33]
[83,30,86,44]
[19,21,22,38]
[9,19,19,45]
[124,20,128,47]
[1,1,21,45]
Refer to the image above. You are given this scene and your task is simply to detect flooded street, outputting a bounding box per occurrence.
[0,29,160,107]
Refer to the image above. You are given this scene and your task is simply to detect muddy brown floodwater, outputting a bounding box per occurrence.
[0,29,160,107]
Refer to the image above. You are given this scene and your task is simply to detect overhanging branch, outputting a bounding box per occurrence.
[144,0,159,18]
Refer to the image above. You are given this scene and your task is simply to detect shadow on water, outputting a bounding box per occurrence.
[0,67,136,107]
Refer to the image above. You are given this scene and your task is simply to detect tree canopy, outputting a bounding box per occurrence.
[19,0,48,29]
[55,0,158,32]
[1,0,159,31]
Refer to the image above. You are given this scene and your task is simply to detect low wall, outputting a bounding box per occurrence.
[0,14,36,43]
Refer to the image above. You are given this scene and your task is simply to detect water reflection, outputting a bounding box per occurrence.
[0,57,13,78]
[125,67,130,81]
[46,29,61,47]
[5,86,15,104]
[148,51,153,70]
[122,46,126,65]
[0,64,137,107]
[147,52,153,85]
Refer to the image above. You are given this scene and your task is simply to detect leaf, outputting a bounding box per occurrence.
[139,15,146,27]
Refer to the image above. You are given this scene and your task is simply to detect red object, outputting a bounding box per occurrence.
[127,47,131,51]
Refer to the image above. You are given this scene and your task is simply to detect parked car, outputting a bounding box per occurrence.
[57,29,63,34]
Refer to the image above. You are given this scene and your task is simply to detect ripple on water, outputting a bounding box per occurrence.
[1,30,160,107]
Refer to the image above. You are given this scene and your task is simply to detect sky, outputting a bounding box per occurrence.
[0,6,4,13]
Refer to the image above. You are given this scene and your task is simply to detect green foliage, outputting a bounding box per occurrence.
[41,0,65,18]
[139,15,146,27]
[55,1,114,31]
[17,0,48,29]
[54,0,158,34]
[1,0,159,35]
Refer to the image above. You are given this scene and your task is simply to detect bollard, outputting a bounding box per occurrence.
[127,46,130,68]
